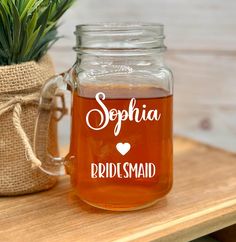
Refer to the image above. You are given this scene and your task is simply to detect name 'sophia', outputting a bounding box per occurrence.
[86,92,161,136]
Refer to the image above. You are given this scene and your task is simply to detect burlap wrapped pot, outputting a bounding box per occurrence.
[0,55,58,196]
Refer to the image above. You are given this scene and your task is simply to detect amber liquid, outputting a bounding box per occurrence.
[68,86,173,211]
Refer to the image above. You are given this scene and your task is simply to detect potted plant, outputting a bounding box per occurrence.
[0,0,74,195]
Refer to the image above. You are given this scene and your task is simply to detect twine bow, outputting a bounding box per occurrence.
[0,93,42,168]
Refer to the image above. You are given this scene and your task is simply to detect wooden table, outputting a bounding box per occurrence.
[1,137,236,242]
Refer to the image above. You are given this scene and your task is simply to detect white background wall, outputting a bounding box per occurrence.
[49,0,236,152]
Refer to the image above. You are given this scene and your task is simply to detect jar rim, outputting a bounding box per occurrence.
[75,23,164,33]
[74,22,166,51]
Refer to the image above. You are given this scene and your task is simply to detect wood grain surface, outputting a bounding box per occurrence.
[48,0,236,153]
[1,137,236,242]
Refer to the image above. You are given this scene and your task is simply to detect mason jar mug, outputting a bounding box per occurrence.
[34,23,174,211]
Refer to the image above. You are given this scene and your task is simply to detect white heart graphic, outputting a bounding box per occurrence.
[116,143,131,156]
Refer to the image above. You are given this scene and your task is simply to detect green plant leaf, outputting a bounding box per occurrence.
[0,22,10,57]
[0,3,12,48]
[20,0,35,20]
[0,0,75,65]
[28,0,45,16]
[11,1,21,63]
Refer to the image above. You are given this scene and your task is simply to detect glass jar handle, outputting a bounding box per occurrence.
[34,71,72,176]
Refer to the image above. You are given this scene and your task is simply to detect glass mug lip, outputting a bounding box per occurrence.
[74,22,166,51]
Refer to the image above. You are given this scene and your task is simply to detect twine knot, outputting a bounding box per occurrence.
[0,93,42,168]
